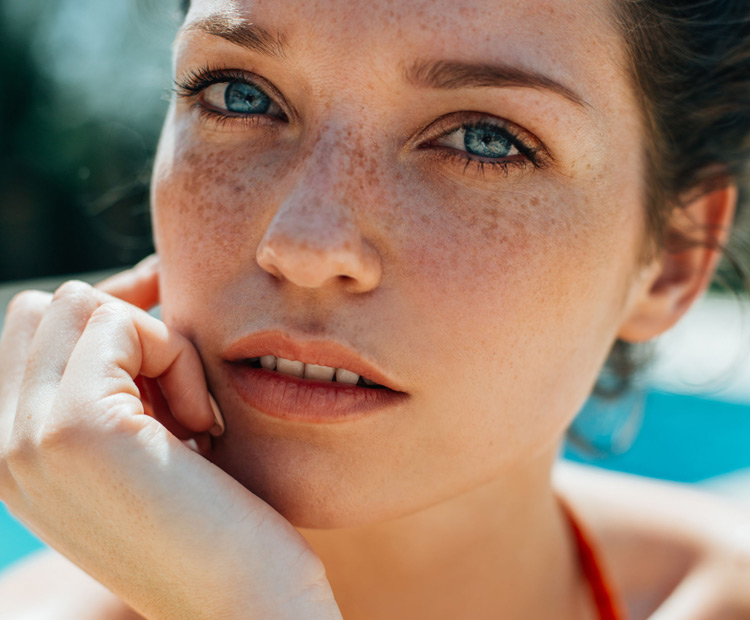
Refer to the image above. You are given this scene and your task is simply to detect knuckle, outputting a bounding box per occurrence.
[4,398,138,484]
[32,416,95,463]
[51,280,96,310]
[6,289,51,318]
[35,421,81,454]
[4,432,37,483]
[9,415,87,469]
[99,395,152,437]
[88,300,130,326]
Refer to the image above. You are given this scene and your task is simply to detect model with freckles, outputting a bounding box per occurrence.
[0,1,749,619]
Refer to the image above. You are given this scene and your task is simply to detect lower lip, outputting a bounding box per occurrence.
[225,363,408,423]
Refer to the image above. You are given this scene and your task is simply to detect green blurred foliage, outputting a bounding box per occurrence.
[0,0,181,281]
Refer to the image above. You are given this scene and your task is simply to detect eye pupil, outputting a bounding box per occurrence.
[224,81,271,114]
[464,125,512,158]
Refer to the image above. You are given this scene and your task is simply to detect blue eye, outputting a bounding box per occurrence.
[463,125,513,158]
[437,122,520,160]
[224,81,272,114]
[196,76,285,119]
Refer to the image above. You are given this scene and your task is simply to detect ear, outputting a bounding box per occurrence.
[617,184,737,343]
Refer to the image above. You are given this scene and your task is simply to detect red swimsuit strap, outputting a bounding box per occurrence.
[558,499,629,620]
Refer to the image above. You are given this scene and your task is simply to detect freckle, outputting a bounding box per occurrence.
[463,213,478,228]
[482,205,500,222]
[482,220,499,240]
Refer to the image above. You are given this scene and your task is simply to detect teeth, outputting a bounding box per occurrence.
[304,363,336,381]
[276,357,305,377]
[260,355,277,370]
[256,355,378,387]
[335,368,360,385]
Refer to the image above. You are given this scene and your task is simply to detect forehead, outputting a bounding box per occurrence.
[184,0,625,107]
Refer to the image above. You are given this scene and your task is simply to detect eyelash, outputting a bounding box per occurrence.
[173,66,549,176]
[173,65,288,130]
[422,120,547,177]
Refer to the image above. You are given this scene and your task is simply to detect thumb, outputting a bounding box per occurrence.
[95,254,160,310]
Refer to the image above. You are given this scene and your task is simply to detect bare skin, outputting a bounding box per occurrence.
[0,0,744,619]
[2,461,749,620]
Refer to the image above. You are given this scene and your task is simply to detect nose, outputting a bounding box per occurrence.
[256,141,383,294]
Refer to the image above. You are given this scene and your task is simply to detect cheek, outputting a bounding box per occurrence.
[395,178,641,459]
[400,180,604,319]
[151,124,281,321]
[411,170,640,325]
[153,143,261,260]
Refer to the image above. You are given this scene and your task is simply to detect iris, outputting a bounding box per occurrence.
[224,81,272,114]
[463,125,513,158]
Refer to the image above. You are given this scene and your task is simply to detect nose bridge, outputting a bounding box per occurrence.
[269,121,364,249]
[255,120,382,292]
[300,120,371,206]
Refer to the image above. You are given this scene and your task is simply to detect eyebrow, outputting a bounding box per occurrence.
[178,16,586,109]
[404,59,588,108]
[179,15,288,58]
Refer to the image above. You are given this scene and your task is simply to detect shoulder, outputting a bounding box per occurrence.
[554,461,750,620]
[0,549,144,620]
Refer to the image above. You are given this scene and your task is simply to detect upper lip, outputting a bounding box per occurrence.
[223,330,405,392]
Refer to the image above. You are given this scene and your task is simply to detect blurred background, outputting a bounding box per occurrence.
[1,0,749,574]
[0,0,180,282]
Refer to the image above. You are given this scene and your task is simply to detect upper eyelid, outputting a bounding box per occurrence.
[175,66,549,163]
[174,66,294,120]
[437,125,523,155]
[428,114,531,144]
[419,113,550,162]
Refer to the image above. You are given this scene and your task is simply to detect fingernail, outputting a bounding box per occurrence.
[208,393,225,437]
[183,438,200,453]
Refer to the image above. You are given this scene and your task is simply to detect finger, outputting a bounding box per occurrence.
[60,301,220,435]
[15,281,103,436]
[0,291,52,410]
[22,281,153,406]
[136,375,196,441]
[16,283,221,438]
[0,291,52,462]
[95,254,159,310]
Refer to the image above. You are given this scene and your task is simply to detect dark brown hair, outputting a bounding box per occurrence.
[601,1,750,393]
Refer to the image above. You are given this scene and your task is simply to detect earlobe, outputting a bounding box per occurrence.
[617,184,737,343]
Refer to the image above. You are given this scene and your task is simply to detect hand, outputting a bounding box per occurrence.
[0,256,342,620]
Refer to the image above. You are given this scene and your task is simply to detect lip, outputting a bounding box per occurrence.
[223,330,408,423]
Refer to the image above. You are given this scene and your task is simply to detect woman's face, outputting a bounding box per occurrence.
[153,0,651,527]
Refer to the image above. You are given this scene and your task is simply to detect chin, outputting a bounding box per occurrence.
[207,431,404,529]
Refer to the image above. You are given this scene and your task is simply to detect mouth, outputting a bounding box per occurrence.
[223,331,408,423]
[242,355,387,389]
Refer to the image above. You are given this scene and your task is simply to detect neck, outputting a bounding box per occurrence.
[298,449,595,620]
